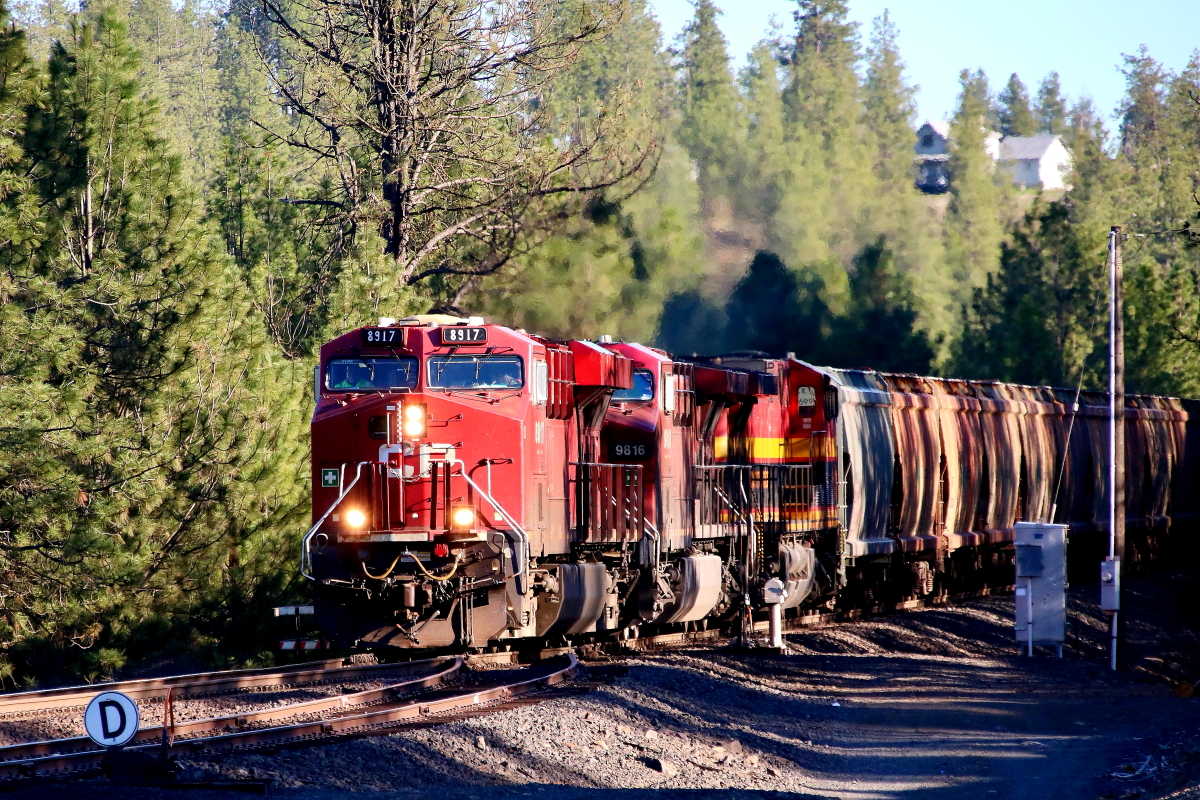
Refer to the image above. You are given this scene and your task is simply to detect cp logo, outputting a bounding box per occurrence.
[83,690,140,747]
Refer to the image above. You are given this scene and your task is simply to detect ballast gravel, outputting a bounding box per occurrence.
[7,570,1200,799]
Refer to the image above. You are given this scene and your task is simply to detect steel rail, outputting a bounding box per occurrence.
[0,654,578,781]
[0,655,438,716]
[0,658,462,764]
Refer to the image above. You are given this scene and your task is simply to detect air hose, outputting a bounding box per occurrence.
[362,550,461,581]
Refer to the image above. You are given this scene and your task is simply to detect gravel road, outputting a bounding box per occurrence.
[6,570,1200,800]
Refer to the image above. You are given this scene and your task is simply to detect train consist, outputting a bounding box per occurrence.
[302,315,1200,650]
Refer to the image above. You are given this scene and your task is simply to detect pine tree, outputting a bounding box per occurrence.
[1119,46,1169,165]
[862,10,915,183]
[9,0,75,59]
[473,1,703,345]
[954,201,1105,387]
[998,72,1035,137]
[829,238,936,373]
[121,0,221,186]
[782,0,860,143]
[0,0,38,259]
[1035,71,1067,134]
[945,68,1006,297]
[723,250,828,361]
[0,8,304,682]
[956,68,1000,130]
[677,0,743,196]
[738,41,789,224]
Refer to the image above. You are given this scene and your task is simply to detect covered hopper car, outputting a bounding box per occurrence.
[302,316,1200,650]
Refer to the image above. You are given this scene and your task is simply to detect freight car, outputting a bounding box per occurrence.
[302,316,1200,651]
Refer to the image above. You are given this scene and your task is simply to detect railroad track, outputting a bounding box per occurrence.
[0,654,439,718]
[0,654,579,782]
[0,586,1012,784]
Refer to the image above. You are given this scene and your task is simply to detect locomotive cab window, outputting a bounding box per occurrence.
[326,357,418,392]
[427,355,524,390]
[612,369,654,402]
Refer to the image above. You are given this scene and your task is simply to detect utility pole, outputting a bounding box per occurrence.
[1104,226,1125,671]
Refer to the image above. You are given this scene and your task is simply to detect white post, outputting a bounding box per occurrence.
[1107,227,1123,671]
[763,578,786,650]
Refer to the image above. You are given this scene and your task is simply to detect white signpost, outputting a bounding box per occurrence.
[83,691,140,748]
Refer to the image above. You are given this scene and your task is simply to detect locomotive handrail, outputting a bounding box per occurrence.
[301,460,372,580]
[448,458,529,594]
[571,462,645,544]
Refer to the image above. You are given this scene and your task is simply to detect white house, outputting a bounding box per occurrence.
[914,121,1072,193]
[998,134,1073,191]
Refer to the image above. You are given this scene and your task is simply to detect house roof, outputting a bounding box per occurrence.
[1000,134,1064,161]
[919,119,951,139]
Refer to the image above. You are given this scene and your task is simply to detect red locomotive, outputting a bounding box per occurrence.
[303,316,1200,651]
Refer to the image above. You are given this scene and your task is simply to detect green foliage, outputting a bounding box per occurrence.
[0,6,307,684]
[723,251,827,360]
[945,68,1007,300]
[829,238,937,373]
[676,0,743,195]
[1035,72,1067,135]
[954,201,1106,386]
[664,239,935,373]
[862,11,915,182]
[998,72,1035,137]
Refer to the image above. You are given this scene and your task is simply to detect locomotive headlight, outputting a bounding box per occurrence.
[450,505,475,531]
[345,509,367,528]
[402,403,427,438]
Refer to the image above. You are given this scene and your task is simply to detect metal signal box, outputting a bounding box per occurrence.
[1014,522,1067,653]
[1100,557,1121,612]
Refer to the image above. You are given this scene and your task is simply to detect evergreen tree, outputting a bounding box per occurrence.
[474,1,703,345]
[121,0,221,186]
[782,0,860,143]
[656,288,726,356]
[1119,46,1169,165]
[0,0,37,260]
[722,250,828,361]
[677,0,743,196]
[737,41,789,224]
[0,8,304,683]
[829,238,936,373]
[958,67,1000,130]
[945,68,1006,298]
[862,10,916,183]
[9,0,75,59]
[998,72,1035,137]
[1035,71,1067,134]
[954,201,1105,387]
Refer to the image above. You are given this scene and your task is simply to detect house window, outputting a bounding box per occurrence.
[921,134,933,148]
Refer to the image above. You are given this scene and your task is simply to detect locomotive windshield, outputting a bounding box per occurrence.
[325,357,418,391]
[427,355,524,389]
[612,369,654,402]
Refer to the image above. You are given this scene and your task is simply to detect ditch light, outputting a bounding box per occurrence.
[450,505,476,532]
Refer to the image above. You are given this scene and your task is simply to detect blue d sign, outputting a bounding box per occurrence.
[84,690,140,747]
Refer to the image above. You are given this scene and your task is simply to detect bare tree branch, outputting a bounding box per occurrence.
[247,0,661,300]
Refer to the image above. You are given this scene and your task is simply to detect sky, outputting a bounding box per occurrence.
[647,0,1200,126]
